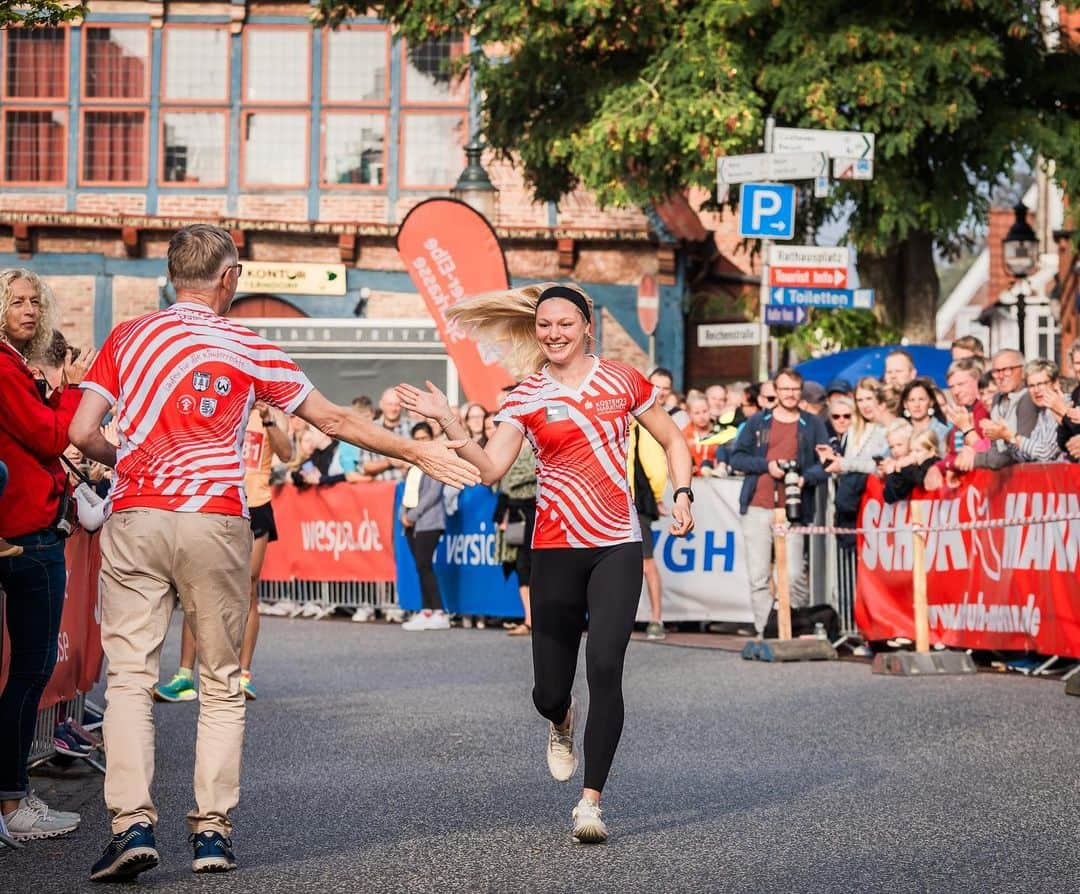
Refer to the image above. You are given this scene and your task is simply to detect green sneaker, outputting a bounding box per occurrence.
[153,673,197,703]
[240,673,257,701]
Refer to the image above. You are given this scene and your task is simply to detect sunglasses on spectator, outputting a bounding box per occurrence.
[759,394,776,402]
[830,413,853,420]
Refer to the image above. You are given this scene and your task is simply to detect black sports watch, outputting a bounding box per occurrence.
[673,486,694,503]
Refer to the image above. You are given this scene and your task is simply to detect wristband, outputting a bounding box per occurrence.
[962,429,974,438]
[439,414,458,430]
[262,419,275,428]
[673,486,694,503]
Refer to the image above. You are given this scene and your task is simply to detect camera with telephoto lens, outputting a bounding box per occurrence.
[777,459,801,523]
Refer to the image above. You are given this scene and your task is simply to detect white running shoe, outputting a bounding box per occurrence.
[4,797,79,841]
[571,797,608,844]
[426,611,451,630]
[546,698,578,781]
[402,611,434,631]
[25,790,80,825]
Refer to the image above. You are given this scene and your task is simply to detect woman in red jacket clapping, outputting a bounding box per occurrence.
[0,269,95,842]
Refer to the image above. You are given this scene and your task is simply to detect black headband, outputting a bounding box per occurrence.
[535,285,591,322]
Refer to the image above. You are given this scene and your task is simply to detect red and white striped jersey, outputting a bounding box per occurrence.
[495,357,656,549]
[82,302,313,517]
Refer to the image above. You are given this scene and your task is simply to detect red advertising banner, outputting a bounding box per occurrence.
[855,465,1080,655]
[0,529,104,710]
[396,197,515,409]
[261,482,397,582]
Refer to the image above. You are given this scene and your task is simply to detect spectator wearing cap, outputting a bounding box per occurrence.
[799,380,827,416]
[884,349,918,389]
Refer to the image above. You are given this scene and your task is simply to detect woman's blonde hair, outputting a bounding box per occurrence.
[445,281,594,377]
[0,268,58,359]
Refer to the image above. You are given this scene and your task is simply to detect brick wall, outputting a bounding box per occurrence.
[504,245,560,279]
[113,276,160,326]
[36,229,129,258]
[319,194,389,223]
[237,195,308,222]
[248,233,339,263]
[75,194,146,215]
[157,195,227,218]
[0,194,66,212]
[599,308,649,371]
[487,156,550,229]
[987,207,1013,308]
[574,246,655,284]
[357,242,407,272]
[42,275,94,348]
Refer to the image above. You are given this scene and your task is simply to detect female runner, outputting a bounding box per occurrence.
[397,282,693,843]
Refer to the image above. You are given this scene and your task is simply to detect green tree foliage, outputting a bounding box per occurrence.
[318,1,1080,342]
[0,2,87,27]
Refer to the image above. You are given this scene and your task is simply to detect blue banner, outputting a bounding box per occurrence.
[394,481,524,616]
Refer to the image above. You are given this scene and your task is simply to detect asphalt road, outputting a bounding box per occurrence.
[4,616,1079,893]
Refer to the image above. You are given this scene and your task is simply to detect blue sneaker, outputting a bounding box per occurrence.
[90,822,159,882]
[191,830,237,873]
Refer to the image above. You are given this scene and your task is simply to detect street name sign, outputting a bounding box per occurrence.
[773,127,875,161]
[738,183,796,240]
[697,322,761,348]
[764,305,808,327]
[769,286,875,309]
[718,152,827,184]
[770,267,848,288]
[770,245,848,268]
[833,157,874,180]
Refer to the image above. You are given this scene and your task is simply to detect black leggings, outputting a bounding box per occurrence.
[530,542,642,793]
[406,528,444,612]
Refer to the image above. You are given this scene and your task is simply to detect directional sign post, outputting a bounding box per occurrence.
[764,305,808,327]
[769,287,876,309]
[718,152,826,185]
[738,183,797,240]
[773,126,875,161]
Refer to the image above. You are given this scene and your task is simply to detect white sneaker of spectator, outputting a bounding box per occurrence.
[402,610,450,631]
[351,605,374,623]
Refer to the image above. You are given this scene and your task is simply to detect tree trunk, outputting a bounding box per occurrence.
[858,231,939,344]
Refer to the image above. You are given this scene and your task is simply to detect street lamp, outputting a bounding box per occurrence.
[451,137,499,224]
[1001,202,1039,353]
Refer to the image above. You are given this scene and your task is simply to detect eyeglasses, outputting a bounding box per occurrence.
[759,394,776,402]
[830,413,853,420]
[990,364,1022,377]
[775,386,800,394]
[1026,378,1052,389]
[223,263,243,279]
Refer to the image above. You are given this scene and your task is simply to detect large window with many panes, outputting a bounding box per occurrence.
[1,27,68,184]
[80,25,150,185]
[160,25,230,186]
[321,25,389,187]
[399,36,468,189]
[242,27,311,187]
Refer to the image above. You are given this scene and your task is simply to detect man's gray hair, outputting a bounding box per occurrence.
[992,347,1025,365]
[946,356,983,381]
[168,224,237,289]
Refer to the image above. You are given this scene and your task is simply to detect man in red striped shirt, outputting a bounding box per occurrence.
[69,224,479,882]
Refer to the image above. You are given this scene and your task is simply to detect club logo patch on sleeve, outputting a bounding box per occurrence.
[192,371,211,392]
[199,397,218,417]
[214,376,232,396]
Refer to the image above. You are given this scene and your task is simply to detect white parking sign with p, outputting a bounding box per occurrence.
[738,183,797,240]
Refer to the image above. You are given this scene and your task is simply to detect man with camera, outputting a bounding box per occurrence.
[729,368,830,637]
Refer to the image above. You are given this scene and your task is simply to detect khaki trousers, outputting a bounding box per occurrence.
[99,508,252,835]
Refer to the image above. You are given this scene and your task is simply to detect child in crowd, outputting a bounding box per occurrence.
[881,427,943,503]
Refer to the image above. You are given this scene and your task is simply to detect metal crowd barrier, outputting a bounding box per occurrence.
[28,692,87,767]
[259,578,397,612]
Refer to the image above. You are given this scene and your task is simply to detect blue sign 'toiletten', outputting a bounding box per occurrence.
[738,183,797,240]
[769,286,875,309]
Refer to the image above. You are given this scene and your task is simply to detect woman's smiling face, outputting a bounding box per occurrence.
[535,297,589,365]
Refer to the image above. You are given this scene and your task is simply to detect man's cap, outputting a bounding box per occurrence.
[825,378,854,396]
[801,381,827,404]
